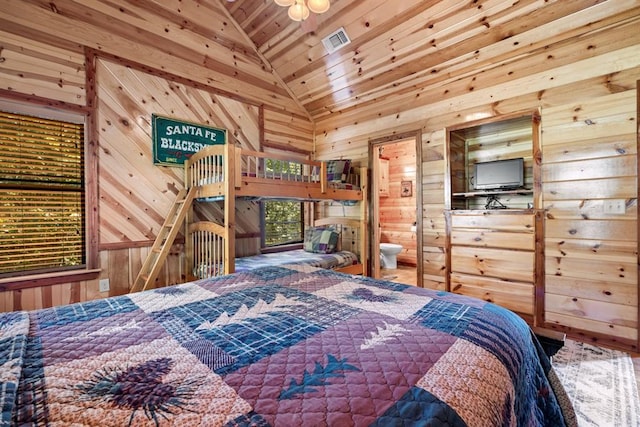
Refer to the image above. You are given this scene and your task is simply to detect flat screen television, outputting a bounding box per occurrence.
[473,158,524,190]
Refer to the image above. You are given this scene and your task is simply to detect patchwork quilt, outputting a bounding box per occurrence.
[235,249,358,272]
[1,265,571,426]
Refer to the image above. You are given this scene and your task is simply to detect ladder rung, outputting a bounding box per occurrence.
[132,187,194,294]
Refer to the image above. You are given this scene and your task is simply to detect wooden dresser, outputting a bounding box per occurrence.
[446,209,542,324]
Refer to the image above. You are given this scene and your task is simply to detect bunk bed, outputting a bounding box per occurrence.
[2,264,574,426]
[183,143,368,281]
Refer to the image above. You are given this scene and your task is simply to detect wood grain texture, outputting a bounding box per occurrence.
[451,238,535,283]
[542,85,638,347]
[0,1,313,304]
[0,245,183,311]
[379,138,418,266]
[450,272,534,316]
[0,29,85,105]
[0,0,305,115]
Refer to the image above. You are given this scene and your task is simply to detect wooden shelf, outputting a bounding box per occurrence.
[446,115,541,325]
[452,189,533,198]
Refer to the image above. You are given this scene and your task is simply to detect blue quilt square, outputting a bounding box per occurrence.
[160,285,359,374]
[413,299,479,337]
[372,386,466,427]
[225,411,271,426]
[34,296,139,328]
[354,274,412,293]
[246,266,298,282]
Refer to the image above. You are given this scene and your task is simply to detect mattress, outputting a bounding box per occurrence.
[235,248,358,272]
[0,264,573,426]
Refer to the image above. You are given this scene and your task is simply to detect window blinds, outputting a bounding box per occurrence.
[0,111,85,275]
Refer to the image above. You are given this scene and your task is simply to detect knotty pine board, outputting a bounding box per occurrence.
[541,87,638,346]
[450,272,534,316]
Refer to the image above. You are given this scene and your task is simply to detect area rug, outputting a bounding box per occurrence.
[552,338,640,427]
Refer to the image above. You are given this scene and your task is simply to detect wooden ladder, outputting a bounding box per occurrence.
[130,187,196,293]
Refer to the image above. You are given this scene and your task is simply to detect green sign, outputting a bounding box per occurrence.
[152,114,226,166]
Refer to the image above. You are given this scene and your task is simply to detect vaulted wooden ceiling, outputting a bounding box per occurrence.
[2,0,637,131]
[224,0,625,126]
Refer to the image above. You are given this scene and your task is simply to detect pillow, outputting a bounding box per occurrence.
[303,227,339,254]
[326,159,351,183]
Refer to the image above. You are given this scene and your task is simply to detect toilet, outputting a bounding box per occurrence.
[380,243,403,269]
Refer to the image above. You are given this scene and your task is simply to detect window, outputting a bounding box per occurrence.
[262,200,303,247]
[260,156,305,247]
[0,110,85,277]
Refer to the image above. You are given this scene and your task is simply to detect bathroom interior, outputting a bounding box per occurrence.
[374,137,418,286]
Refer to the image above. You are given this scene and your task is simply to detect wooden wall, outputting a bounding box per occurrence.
[97,59,250,241]
[0,4,314,311]
[313,4,640,350]
[542,90,638,348]
[379,139,418,266]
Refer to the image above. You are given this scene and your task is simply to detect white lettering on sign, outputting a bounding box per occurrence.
[165,125,219,142]
[160,137,206,153]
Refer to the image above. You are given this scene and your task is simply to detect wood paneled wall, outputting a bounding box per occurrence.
[1,0,306,115]
[379,139,417,266]
[96,58,263,246]
[0,246,184,312]
[0,4,313,311]
[313,5,640,349]
[542,90,638,348]
[0,29,86,106]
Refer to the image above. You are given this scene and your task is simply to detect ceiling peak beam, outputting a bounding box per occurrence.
[219,0,314,122]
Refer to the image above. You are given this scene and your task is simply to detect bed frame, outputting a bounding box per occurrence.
[184,143,367,280]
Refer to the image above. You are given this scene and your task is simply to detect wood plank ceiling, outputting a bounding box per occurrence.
[3,0,633,131]
[223,0,623,127]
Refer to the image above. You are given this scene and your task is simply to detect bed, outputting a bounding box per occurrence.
[183,144,367,280]
[234,249,358,273]
[132,144,367,293]
[1,264,574,426]
[189,216,366,281]
[184,144,365,202]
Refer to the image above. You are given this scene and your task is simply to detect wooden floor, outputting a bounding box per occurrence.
[380,265,640,392]
[380,264,417,286]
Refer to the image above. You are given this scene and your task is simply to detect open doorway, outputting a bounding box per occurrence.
[369,132,422,287]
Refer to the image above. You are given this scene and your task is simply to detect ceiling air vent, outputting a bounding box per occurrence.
[322,27,351,54]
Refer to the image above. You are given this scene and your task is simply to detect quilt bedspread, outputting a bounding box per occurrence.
[1,264,570,426]
[234,249,358,272]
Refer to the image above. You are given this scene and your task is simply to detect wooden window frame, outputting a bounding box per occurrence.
[0,98,99,290]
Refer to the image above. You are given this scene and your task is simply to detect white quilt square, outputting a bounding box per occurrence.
[313,281,432,321]
[128,283,219,314]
